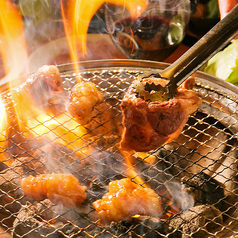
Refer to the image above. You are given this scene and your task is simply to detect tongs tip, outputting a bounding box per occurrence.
[137,73,177,101]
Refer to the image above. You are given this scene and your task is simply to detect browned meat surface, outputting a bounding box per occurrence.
[13,65,65,114]
[17,65,63,93]
[21,173,87,208]
[67,81,104,125]
[120,77,202,152]
[34,65,63,92]
[93,178,162,224]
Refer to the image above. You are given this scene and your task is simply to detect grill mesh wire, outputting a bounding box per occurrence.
[0,65,238,238]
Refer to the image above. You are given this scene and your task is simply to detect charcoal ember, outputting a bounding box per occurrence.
[76,217,162,238]
[13,199,90,238]
[32,143,99,193]
[11,156,45,175]
[89,216,164,238]
[163,205,223,238]
[125,216,164,238]
[32,143,78,172]
[132,155,173,191]
[156,112,238,191]
[155,144,182,177]
[0,157,43,193]
[33,143,125,190]
[82,222,128,238]
[0,157,41,227]
[88,134,121,152]
[12,199,127,238]
[89,151,126,194]
[12,199,76,238]
[181,173,225,211]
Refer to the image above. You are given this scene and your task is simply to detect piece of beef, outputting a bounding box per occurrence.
[120,77,202,152]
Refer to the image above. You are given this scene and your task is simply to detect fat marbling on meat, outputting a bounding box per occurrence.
[21,173,87,208]
[93,178,162,224]
[67,81,104,125]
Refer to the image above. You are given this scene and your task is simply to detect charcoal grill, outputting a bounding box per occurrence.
[0,59,238,238]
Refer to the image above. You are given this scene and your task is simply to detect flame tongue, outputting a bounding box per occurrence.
[66,0,148,53]
[69,0,147,53]
[0,0,28,85]
[0,0,148,165]
[61,0,148,74]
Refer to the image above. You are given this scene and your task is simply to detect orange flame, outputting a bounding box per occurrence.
[0,95,7,163]
[60,0,81,75]
[0,0,29,165]
[135,152,157,164]
[26,113,87,152]
[0,0,28,85]
[121,150,149,188]
[9,80,88,158]
[0,0,148,167]
[0,1,91,163]
[61,0,148,75]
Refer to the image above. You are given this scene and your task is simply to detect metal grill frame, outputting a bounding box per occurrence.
[0,59,238,238]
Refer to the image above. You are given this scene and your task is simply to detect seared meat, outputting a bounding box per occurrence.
[13,65,65,114]
[21,173,87,208]
[93,178,162,224]
[67,81,104,125]
[120,77,202,152]
[34,65,63,92]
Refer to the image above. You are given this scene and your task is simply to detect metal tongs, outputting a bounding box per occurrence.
[140,4,238,99]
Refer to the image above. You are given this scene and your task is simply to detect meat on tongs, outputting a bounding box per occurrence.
[120,77,202,152]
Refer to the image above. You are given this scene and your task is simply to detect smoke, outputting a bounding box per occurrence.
[164,180,194,211]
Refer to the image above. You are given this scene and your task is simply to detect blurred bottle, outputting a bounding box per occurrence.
[184,0,220,45]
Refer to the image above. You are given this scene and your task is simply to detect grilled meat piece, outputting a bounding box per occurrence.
[67,81,104,125]
[21,173,87,208]
[93,178,162,224]
[12,65,65,114]
[120,77,202,152]
[34,65,63,92]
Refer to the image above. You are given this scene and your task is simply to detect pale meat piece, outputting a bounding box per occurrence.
[21,173,87,208]
[93,178,162,224]
[67,81,104,125]
[19,65,63,94]
[13,65,65,114]
[120,76,202,152]
[34,65,63,92]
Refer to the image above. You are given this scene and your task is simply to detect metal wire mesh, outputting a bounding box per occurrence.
[0,60,238,238]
